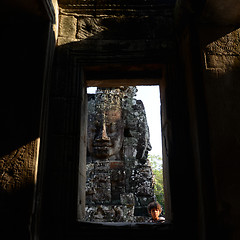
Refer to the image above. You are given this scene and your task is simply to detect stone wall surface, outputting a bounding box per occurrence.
[0,139,39,193]
[57,0,176,63]
[202,27,240,239]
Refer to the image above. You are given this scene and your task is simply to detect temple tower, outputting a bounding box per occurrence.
[85,87,155,222]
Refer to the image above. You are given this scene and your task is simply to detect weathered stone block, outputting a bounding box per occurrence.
[86,179,95,195]
[94,160,110,172]
[136,184,154,197]
[93,173,110,183]
[205,54,240,71]
[59,15,77,39]
[85,205,114,222]
[85,205,131,222]
[137,196,155,206]
[0,139,39,193]
[120,193,135,206]
[122,205,135,222]
[110,161,124,169]
[91,173,111,203]
[92,185,111,203]
[123,138,138,159]
[77,17,106,40]
[111,169,125,183]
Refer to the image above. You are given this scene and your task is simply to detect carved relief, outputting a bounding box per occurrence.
[77,18,106,40]
[205,29,240,70]
[206,29,240,56]
[0,139,39,193]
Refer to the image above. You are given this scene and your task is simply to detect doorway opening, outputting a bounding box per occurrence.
[85,85,164,222]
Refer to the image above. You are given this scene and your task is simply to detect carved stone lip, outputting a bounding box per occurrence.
[93,145,113,149]
[93,142,112,147]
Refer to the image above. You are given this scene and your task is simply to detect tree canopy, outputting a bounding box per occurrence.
[148,154,165,214]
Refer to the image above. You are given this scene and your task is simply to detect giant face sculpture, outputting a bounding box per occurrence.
[87,89,124,159]
[85,87,155,222]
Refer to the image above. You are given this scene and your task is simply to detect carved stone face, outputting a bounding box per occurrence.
[87,105,124,159]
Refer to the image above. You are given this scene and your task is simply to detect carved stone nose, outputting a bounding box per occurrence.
[96,121,110,141]
[101,123,110,141]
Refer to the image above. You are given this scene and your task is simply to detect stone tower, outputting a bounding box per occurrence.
[85,87,155,222]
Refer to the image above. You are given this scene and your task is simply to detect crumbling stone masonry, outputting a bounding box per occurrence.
[85,87,155,222]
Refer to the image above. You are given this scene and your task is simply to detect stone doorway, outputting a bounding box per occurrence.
[70,60,170,223]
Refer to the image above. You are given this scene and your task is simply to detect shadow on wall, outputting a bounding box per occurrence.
[56,13,176,64]
[0,10,55,239]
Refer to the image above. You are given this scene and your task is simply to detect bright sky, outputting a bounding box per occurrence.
[135,86,162,157]
[87,86,162,157]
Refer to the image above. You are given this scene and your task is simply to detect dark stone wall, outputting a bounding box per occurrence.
[200,26,240,240]
[0,6,56,240]
[2,1,240,240]
[57,0,176,64]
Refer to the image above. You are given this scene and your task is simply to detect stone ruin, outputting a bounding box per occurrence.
[85,87,155,222]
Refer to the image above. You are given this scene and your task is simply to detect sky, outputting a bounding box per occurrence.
[135,86,162,157]
[87,86,162,157]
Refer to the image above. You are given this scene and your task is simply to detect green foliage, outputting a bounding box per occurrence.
[148,154,165,213]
